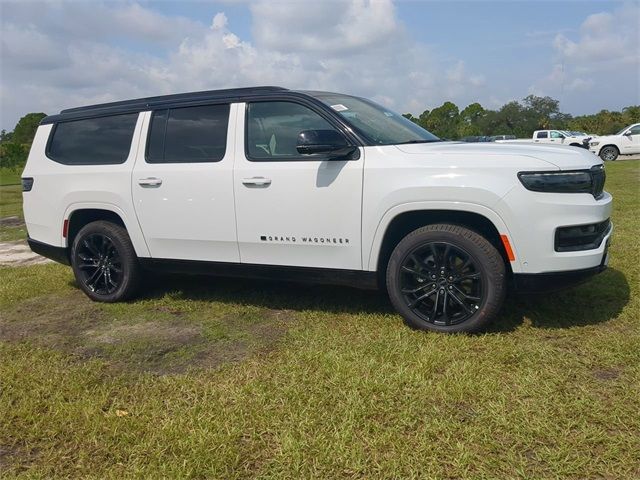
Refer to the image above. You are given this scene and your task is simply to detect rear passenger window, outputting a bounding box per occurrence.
[536,131,548,139]
[146,104,229,163]
[47,113,138,165]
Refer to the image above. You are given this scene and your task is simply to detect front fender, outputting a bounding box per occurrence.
[365,201,522,273]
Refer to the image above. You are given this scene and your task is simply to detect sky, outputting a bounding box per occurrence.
[1,0,639,131]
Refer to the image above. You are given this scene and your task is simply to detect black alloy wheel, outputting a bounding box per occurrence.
[71,220,141,302]
[386,224,506,333]
[75,233,123,295]
[399,242,482,326]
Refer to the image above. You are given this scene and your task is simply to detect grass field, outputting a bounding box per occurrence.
[0,168,27,242]
[1,161,639,478]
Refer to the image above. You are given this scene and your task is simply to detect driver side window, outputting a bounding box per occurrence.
[246,101,339,161]
[627,125,640,135]
[550,131,564,139]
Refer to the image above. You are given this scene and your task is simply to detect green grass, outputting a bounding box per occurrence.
[1,167,27,241]
[0,167,22,186]
[1,161,639,478]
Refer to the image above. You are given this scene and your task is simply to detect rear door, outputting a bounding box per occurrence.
[232,100,364,270]
[534,131,549,143]
[132,103,239,262]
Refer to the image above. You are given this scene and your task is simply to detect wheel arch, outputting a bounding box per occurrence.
[64,203,150,257]
[369,204,518,281]
[599,144,620,156]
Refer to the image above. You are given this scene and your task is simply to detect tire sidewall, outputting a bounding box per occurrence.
[386,226,505,333]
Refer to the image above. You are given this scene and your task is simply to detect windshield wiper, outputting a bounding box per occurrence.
[396,139,442,145]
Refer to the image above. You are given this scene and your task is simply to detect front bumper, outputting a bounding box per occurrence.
[496,186,613,274]
[513,238,610,293]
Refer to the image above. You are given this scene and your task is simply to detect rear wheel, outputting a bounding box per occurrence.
[386,224,506,333]
[71,221,141,302]
[599,145,619,161]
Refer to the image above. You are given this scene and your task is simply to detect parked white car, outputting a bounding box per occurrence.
[497,130,591,148]
[22,87,612,333]
[589,123,640,161]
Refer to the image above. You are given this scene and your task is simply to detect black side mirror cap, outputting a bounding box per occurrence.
[296,129,358,159]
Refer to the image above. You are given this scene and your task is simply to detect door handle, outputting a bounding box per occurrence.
[138,177,163,187]
[242,177,272,187]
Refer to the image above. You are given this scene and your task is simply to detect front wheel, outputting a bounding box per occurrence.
[599,145,619,161]
[386,224,506,333]
[71,220,141,302]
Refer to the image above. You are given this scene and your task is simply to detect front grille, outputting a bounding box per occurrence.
[555,219,611,252]
[591,164,605,199]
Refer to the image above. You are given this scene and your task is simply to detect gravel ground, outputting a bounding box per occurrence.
[0,240,51,267]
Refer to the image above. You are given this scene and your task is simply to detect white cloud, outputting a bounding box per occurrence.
[531,3,639,112]
[0,0,485,129]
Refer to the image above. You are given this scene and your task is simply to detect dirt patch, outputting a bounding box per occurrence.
[0,240,51,267]
[188,309,295,372]
[592,368,621,381]
[0,443,38,475]
[1,291,296,375]
[0,216,24,227]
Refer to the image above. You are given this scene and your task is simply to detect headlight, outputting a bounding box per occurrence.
[590,141,599,147]
[518,170,593,194]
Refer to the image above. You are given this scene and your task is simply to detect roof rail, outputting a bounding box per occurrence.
[60,86,288,115]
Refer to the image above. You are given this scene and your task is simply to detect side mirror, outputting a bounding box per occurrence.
[296,130,357,158]
[623,130,632,136]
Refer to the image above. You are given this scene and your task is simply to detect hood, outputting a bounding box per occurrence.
[395,141,601,170]
[591,134,618,142]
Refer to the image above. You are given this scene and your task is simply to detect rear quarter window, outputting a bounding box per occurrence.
[47,113,138,165]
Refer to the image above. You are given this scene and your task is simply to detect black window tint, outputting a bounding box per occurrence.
[146,109,167,161]
[147,104,229,163]
[537,131,548,139]
[47,114,137,165]
[246,101,337,160]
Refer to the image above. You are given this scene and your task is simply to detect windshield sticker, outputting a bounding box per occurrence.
[331,104,348,112]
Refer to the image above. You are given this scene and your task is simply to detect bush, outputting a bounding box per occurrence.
[0,142,30,169]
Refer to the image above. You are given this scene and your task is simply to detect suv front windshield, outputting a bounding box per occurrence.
[311,93,440,146]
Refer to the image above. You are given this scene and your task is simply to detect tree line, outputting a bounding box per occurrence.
[403,95,639,140]
[1,113,47,169]
[1,96,639,169]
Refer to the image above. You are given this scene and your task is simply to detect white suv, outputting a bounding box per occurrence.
[22,87,613,333]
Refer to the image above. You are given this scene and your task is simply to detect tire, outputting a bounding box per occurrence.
[599,145,619,161]
[386,224,506,333]
[71,220,141,302]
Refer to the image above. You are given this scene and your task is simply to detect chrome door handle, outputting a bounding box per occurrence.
[138,177,162,187]
[242,177,272,187]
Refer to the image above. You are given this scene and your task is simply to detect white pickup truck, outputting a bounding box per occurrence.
[497,130,591,148]
[589,123,640,161]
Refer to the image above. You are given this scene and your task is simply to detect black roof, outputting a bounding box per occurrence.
[41,86,292,124]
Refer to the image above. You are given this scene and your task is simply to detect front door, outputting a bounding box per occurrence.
[132,104,239,262]
[621,124,640,154]
[233,101,363,270]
